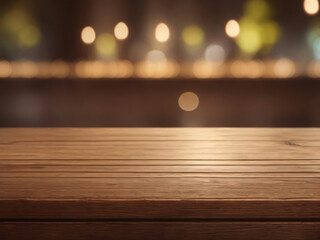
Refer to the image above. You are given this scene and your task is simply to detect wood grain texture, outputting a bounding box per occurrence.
[0,128,319,160]
[1,200,320,220]
[1,128,320,234]
[2,177,320,200]
[1,128,319,142]
[0,140,319,159]
[1,222,320,240]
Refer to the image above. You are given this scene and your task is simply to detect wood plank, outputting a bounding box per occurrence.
[1,222,320,240]
[0,140,319,159]
[1,178,320,199]
[2,159,320,165]
[2,172,320,178]
[1,128,320,223]
[1,200,320,219]
[1,165,320,173]
[1,128,320,142]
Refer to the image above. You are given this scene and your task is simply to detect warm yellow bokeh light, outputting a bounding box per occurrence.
[136,60,179,79]
[95,33,117,57]
[273,58,296,78]
[114,22,129,40]
[307,61,320,77]
[225,20,240,38]
[139,50,175,79]
[230,61,248,78]
[0,61,12,78]
[155,23,170,43]
[115,61,134,78]
[178,92,199,112]
[192,61,226,78]
[246,61,266,78]
[11,61,39,78]
[50,61,70,78]
[182,25,204,47]
[75,61,105,78]
[304,0,319,15]
[81,26,96,44]
[146,50,167,63]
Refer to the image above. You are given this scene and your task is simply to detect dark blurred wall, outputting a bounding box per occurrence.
[0,79,319,127]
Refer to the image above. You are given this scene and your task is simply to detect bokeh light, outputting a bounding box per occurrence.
[81,26,96,44]
[0,61,12,78]
[146,50,167,63]
[229,60,266,78]
[11,61,39,78]
[136,61,179,79]
[18,25,41,48]
[304,0,319,15]
[135,50,179,79]
[236,0,280,56]
[245,0,271,20]
[95,33,117,58]
[273,58,296,78]
[225,20,240,38]
[115,61,134,78]
[0,1,318,81]
[155,23,170,43]
[204,44,226,63]
[50,61,70,78]
[75,61,102,78]
[230,60,248,78]
[74,61,134,78]
[192,61,226,78]
[236,20,262,54]
[313,37,320,60]
[114,22,129,40]
[246,60,266,78]
[137,50,179,79]
[307,61,320,77]
[307,25,320,46]
[178,92,199,112]
[261,21,280,45]
[182,25,204,47]
[307,23,320,59]
[2,8,41,50]
[3,9,31,32]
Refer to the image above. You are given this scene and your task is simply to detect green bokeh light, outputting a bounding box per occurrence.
[18,25,41,48]
[236,0,280,56]
[182,25,204,47]
[95,33,117,58]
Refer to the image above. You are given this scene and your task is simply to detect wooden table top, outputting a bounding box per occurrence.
[1,128,320,220]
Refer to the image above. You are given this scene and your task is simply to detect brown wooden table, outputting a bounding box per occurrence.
[1,128,320,239]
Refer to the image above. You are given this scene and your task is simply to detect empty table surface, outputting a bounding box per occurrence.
[1,128,320,240]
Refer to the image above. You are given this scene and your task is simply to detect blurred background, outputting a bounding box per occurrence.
[0,0,319,127]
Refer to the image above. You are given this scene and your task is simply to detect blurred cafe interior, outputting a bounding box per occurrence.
[0,0,319,127]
